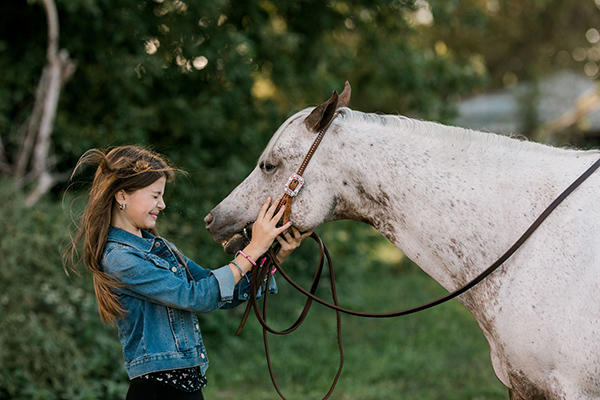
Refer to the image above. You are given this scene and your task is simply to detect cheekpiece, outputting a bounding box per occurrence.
[284,173,305,197]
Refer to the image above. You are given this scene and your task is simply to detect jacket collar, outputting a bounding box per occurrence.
[107,226,158,253]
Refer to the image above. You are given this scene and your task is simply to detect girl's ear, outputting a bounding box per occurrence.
[115,190,126,206]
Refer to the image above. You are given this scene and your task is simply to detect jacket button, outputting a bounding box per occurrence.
[194,324,199,330]
[154,242,160,248]
[200,354,205,359]
[171,267,177,273]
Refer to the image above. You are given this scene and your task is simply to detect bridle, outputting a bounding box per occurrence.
[276,111,340,226]
[236,110,600,400]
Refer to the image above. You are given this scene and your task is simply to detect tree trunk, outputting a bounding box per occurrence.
[20,0,75,206]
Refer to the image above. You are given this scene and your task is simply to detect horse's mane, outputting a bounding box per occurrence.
[260,107,587,165]
[336,108,577,158]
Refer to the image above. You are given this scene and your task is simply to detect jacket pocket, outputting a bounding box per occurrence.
[145,254,171,270]
[166,306,200,352]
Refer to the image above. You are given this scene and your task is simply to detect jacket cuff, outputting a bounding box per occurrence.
[210,265,235,301]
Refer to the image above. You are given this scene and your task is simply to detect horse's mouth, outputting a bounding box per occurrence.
[220,222,253,254]
[221,233,247,254]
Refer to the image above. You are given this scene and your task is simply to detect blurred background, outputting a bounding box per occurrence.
[1,0,599,399]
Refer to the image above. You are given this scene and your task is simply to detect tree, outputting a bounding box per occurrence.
[1,0,75,206]
[1,0,488,208]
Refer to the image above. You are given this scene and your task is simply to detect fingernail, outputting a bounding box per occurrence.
[288,221,293,225]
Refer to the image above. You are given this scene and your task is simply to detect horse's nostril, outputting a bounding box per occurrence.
[204,213,214,226]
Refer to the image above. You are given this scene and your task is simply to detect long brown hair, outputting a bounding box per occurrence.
[64,145,178,324]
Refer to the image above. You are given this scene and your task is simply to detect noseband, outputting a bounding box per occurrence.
[237,113,600,400]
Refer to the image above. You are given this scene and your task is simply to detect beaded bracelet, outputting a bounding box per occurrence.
[236,250,257,266]
[231,260,249,282]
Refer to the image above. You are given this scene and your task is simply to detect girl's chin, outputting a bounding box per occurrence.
[140,220,156,230]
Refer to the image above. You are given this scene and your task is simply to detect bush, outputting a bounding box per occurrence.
[0,180,128,400]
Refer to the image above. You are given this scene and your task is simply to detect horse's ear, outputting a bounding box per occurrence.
[304,90,339,133]
[338,81,351,109]
[304,82,352,133]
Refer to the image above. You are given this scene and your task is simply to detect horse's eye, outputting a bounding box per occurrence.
[260,162,277,173]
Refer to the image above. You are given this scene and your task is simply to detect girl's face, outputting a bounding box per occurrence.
[114,177,167,236]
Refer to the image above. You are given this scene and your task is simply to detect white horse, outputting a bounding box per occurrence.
[204,83,600,399]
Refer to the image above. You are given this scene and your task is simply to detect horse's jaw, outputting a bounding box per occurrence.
[220,232,248,254]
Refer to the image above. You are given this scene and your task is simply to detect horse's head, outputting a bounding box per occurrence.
[204,82,351,253]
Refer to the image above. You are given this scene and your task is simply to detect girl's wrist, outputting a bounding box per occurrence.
[242,244,264,262]
[230,260,249,282]
[236,250,257,266]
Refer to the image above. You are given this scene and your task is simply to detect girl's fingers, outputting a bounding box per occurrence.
[280,228,311,245]
[257,197,272,220]
[275,235,287,247]
[287,227,299,239]
[273,203,286,221]
[276,221,293,235]
[263,198,281,219]
[301,230,313,240]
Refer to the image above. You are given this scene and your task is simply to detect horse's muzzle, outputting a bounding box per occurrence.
[204,212,252,254]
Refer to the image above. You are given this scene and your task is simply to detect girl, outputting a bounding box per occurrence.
[65,145,309,400]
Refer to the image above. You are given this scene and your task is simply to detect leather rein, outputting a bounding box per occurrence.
[236,113,600,399]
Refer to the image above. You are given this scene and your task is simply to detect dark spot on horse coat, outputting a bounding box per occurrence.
[355,183,390,208]
[508,370,559,400]
[449,238,464,260]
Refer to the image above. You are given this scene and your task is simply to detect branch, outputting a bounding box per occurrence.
[25,168,73,207]
[15,67,49,184]
[23,0,76,206]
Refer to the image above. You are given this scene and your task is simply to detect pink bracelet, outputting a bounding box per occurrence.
[237,250,256,266]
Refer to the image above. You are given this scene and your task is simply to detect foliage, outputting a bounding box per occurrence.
[421,0,600,91]
[0,180,128,399]
[0,0,491,207]
[3,0,597,205]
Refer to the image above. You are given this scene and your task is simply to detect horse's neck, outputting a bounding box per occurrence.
[337,117,585,291]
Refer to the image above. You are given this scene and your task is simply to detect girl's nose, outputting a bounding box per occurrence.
[158,199,166,210]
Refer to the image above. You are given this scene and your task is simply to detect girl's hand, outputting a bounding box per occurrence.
[275,227,313,265]
[245,197,291,259]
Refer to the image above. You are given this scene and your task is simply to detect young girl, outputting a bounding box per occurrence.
[65,145,309,400]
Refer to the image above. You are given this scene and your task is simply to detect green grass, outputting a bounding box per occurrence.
[202,260,508,400]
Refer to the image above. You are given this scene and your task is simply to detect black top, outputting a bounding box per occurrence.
[139,367,207,392]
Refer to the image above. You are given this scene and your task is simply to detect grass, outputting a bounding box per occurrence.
[202,255,508,400]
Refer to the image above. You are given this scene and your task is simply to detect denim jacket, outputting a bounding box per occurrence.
[101,226,277,379]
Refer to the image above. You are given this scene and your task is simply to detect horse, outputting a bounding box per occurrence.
[204,83,600,399]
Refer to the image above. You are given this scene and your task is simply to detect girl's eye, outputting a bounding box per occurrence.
[259,162,277,173]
